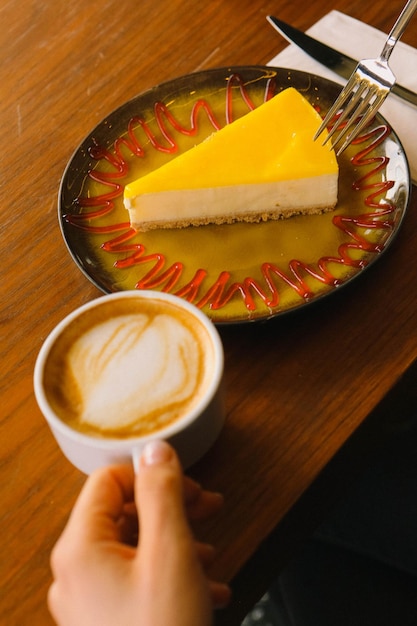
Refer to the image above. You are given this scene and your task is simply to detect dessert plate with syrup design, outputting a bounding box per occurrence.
[59,66,411,324]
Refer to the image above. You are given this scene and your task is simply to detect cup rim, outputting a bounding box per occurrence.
[33,290,224,450]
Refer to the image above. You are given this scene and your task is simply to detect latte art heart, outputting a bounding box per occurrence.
[66,312,205,433]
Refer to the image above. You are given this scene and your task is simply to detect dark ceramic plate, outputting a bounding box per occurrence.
[59,66,410,324]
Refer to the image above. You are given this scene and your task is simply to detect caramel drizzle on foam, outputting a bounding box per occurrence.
[65,74,396,314]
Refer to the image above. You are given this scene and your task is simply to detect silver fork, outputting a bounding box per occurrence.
[315,0,417,154]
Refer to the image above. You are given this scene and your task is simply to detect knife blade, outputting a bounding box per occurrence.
[267,16,417,107]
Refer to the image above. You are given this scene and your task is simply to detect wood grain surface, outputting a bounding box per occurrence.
[1,1,417,624]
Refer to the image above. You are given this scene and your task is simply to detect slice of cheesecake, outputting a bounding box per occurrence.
[123,87,338,231]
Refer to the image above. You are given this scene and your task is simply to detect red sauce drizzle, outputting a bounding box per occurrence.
[65,74,399,315]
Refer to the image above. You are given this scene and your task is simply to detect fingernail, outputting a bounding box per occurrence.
[141,440,173,466]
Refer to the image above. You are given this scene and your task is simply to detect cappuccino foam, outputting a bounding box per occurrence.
[43,298,214,438]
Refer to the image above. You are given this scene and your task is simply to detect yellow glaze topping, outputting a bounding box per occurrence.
[124,87,338,197]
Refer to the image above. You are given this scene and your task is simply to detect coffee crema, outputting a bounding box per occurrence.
[42,298,214,438]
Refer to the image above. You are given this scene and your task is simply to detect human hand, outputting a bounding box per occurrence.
[48,440,231,626]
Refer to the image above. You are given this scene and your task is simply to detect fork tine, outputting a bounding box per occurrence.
[322,80,369,145]
[329,84,379,147]
[313,74,359,141]
[336,90,389,154]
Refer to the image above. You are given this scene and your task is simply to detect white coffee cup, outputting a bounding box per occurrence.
[34,291,225,473]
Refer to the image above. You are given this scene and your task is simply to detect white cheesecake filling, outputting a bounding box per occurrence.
[124,174,338,230]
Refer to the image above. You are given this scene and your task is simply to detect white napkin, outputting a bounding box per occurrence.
[268,10,417,183]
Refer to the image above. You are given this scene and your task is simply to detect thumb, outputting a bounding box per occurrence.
[135,440,194,555]
[134,440,215,624]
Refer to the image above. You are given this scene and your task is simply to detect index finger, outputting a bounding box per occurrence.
[63,464,135,544]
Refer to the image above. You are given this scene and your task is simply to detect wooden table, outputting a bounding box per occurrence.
[2,1,417,624]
